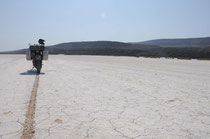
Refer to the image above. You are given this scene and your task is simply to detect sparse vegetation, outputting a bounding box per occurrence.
[177,57,192,60]
[197,58,210,60]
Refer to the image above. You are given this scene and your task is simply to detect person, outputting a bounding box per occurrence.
[30,39,45,60]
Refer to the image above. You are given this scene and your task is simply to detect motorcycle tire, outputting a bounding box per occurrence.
[36,61,42,74]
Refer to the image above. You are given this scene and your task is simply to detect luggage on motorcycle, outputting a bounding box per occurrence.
[43,51,48,60]
[26,50,32,60]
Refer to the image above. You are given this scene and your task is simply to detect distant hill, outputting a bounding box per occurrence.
[1,38,210,58]
[138,37,210,47]
[0,41,161,57]
[0,49,27,54]
[46,41,161,56]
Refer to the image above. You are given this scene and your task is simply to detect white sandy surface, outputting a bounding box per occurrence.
[0,55,35,139]
[0,55,210,139]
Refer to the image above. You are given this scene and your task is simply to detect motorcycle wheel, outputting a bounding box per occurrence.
[36,61,42,74]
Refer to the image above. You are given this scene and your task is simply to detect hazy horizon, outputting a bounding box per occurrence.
[1,0,210,51]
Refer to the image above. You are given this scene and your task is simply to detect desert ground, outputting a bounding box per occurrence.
[0,54,210,139]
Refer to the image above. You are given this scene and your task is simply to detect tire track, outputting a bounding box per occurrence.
[21,74,39,139]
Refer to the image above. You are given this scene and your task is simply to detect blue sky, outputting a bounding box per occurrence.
[0,0,210,51]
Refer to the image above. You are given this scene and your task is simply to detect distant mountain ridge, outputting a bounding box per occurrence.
[1,37,210,58]
[137,37,210,47]
[46,41,161,56]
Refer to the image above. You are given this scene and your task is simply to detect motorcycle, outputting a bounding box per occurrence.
[26,39,48,74]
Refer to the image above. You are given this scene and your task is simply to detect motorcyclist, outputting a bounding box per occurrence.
[30,39,45,60]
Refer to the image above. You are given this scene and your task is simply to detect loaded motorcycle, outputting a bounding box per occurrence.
[26,39,48,74]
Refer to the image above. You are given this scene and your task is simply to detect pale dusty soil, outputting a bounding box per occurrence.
[0,55,210,139]
[0,55,35,139]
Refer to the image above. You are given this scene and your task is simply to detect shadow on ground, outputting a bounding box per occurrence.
[20,69,45,75]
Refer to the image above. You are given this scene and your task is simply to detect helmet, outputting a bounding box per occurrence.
[38,39,45,45]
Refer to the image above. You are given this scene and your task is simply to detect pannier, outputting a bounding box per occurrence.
[26,45,48,61]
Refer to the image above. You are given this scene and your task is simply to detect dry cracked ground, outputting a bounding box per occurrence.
[0,54,210,139]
